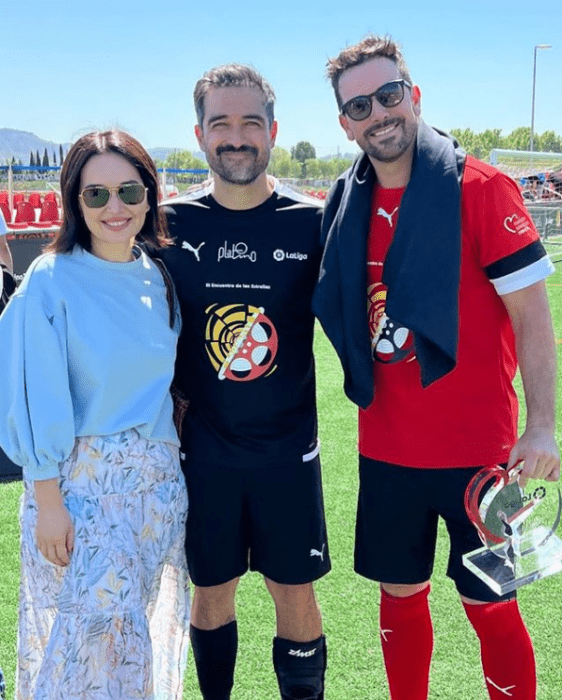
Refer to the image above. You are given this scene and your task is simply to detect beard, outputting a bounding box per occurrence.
[207,144,270,185]
[358,117,417,163]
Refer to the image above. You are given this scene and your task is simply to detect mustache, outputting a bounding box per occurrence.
[216,144,259,157]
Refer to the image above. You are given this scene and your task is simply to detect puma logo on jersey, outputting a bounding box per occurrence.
[486,677,516,696]
[310,544,325,561]
[380,629,393,642]
[182,240,205,261]
[289,648,317,658]
[377,206,399,227]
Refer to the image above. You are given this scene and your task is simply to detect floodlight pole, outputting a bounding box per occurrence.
[530,44,552,164]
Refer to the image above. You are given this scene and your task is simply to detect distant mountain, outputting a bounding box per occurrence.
[148,147,176,163]
[0,129,206,167]
[0,128,70,165]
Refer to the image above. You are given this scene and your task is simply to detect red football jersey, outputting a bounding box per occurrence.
[359,157,551,468]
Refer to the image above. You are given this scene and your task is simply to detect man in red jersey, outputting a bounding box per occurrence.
[313,34,559,700]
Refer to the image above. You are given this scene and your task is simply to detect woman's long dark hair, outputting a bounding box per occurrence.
[46,130,171,253]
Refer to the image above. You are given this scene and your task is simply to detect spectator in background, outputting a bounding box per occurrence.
[0,130,189,700]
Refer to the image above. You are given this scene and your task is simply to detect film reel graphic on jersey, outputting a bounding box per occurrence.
[205,302,279,381]
[367,282,414,364]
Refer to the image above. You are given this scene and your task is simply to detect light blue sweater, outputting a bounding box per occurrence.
[0,245,180,481]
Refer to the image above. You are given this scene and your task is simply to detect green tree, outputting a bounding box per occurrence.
[331,157,353,179]
[449,126,562,158]
[304,158,321,180]
[59,144,64,165]
[30,152,35,167]
[269,146,292,178]
[536,130,562,153]
[450,128,478,154]
[479,129,504,160]
[291,141,316,162]
[318,159,335,180]
[164,149,206,170]
[291,141,316,177]
[42,148,49,167]
[505,127,532,152]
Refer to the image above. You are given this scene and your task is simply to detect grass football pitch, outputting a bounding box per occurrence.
[0,263,561,700]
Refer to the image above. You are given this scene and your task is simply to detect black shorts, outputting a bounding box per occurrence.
[182,455,331,587]
[355,456,514,602]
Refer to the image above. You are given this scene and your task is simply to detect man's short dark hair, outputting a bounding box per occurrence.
[194,63,276,127]
[326,34,413,110]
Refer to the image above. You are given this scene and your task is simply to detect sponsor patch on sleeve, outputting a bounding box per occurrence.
[503,213,532,236]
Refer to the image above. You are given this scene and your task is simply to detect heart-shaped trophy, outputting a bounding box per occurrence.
[463,464,562,595]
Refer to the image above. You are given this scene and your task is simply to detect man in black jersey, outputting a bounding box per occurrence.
[160,64,329,700]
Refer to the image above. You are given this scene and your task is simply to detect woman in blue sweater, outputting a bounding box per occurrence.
[0,130,189,700]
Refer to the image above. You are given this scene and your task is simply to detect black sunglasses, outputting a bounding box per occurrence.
[341,79,413,122]
[79,183,148,209]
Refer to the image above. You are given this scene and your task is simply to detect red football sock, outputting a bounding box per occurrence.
[463,599,536,700]
[379,585,433,700]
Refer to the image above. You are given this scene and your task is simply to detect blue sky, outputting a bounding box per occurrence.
[2,0,561,157]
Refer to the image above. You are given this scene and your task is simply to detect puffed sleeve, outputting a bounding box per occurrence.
[0,291,76,481]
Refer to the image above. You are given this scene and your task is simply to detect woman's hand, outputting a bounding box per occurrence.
[34,478,74,566]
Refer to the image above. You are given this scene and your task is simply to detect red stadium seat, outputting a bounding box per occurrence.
[0,201,11,224]
[38,199,61,225]
[28,192,42,208]
[0,192,9,206]
[14,201,36,225]
[12,192,25,207]
[44,192,59,204]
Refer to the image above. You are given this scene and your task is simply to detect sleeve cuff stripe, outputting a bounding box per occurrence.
[493,257,555,295]
[486,240,547,279]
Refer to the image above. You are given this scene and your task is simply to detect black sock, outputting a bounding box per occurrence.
[273,635,326,700]
[190,621,238,700]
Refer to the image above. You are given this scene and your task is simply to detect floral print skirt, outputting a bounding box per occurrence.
[17,430,190,700]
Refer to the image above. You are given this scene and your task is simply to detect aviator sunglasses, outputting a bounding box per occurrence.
[79,183,148,209]
[341,79,413,122]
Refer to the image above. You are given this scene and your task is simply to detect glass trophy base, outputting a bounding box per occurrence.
[463,525,562,595]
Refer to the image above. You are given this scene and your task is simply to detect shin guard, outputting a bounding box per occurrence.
[190,621,237,700]
[273,635,326,700]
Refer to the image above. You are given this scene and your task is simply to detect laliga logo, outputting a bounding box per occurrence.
[273,249,308,262]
